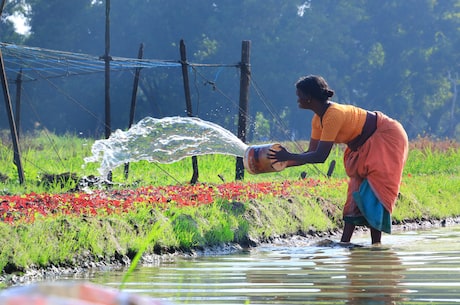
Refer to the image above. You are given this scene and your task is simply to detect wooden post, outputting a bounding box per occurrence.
[447,71,458,138]
[104,0,111,139]
[235,40,251,180]
[103,0,112,181]
[124,43,144,179]
[179,39,199,184]
[0,49,25,184]
[15,69,22,138]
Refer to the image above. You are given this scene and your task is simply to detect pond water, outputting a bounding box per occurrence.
[86,225,460,305]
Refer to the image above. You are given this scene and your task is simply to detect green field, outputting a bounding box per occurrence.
[0,131,459,285]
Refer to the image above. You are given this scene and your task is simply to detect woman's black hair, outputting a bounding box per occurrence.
[295,75,334,103]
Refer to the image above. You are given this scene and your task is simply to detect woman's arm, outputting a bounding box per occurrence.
[285,139,319,167]
[307,138,320,152]
[269,139,334,166]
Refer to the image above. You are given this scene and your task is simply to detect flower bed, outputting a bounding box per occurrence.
[0,178,328,224]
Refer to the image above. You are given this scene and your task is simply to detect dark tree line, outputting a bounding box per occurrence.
[0,0,459,141]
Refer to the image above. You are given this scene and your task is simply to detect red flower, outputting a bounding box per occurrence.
[0,178,342,224]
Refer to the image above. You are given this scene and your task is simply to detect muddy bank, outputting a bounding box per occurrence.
[2,216,459,288]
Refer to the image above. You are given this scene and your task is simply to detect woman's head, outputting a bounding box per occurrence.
[295,75,334,103]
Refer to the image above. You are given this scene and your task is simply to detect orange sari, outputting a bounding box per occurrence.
[343,112,408,224]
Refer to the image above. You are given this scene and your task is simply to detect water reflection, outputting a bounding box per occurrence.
[342,248,407,304]
[243,244,409,304]
[90,226,460,304]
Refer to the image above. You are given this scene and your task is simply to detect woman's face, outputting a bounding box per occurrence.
[296,89,310,109]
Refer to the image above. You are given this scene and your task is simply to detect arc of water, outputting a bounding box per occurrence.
[84,116,249,178]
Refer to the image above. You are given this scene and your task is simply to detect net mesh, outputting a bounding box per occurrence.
[0,42,182,81]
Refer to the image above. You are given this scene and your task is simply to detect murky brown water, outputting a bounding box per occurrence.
[86,225,460,304]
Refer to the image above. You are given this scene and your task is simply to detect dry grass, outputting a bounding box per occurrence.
[409,136,459,152]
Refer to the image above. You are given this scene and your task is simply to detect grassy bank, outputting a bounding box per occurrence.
[0,132,459,285]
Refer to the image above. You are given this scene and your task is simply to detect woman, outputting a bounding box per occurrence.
[268,75,409,244]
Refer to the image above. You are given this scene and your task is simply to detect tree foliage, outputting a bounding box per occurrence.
[0,0,459,140]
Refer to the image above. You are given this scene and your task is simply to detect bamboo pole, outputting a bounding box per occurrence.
[179,39,199,184]
[235,40,251,180]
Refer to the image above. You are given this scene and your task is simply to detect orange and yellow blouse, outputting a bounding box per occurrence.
[311,103,367,143]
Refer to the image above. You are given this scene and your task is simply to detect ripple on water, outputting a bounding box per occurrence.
[89,226,460,304]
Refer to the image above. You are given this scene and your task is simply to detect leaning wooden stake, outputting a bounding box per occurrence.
[15,69,23,138]
[0,49,25,184]
[235,40,251,180]
[179,39,199,184]
[124,43,145,179]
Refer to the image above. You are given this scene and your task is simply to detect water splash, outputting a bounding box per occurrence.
[84,116,248,177]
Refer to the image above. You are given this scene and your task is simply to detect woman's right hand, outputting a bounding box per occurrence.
[267,146,292,164]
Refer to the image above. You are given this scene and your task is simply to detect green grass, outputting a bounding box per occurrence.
[0,132,459,281]
[0,132,347,192]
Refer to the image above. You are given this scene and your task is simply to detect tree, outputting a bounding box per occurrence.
[0,0,458,140]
